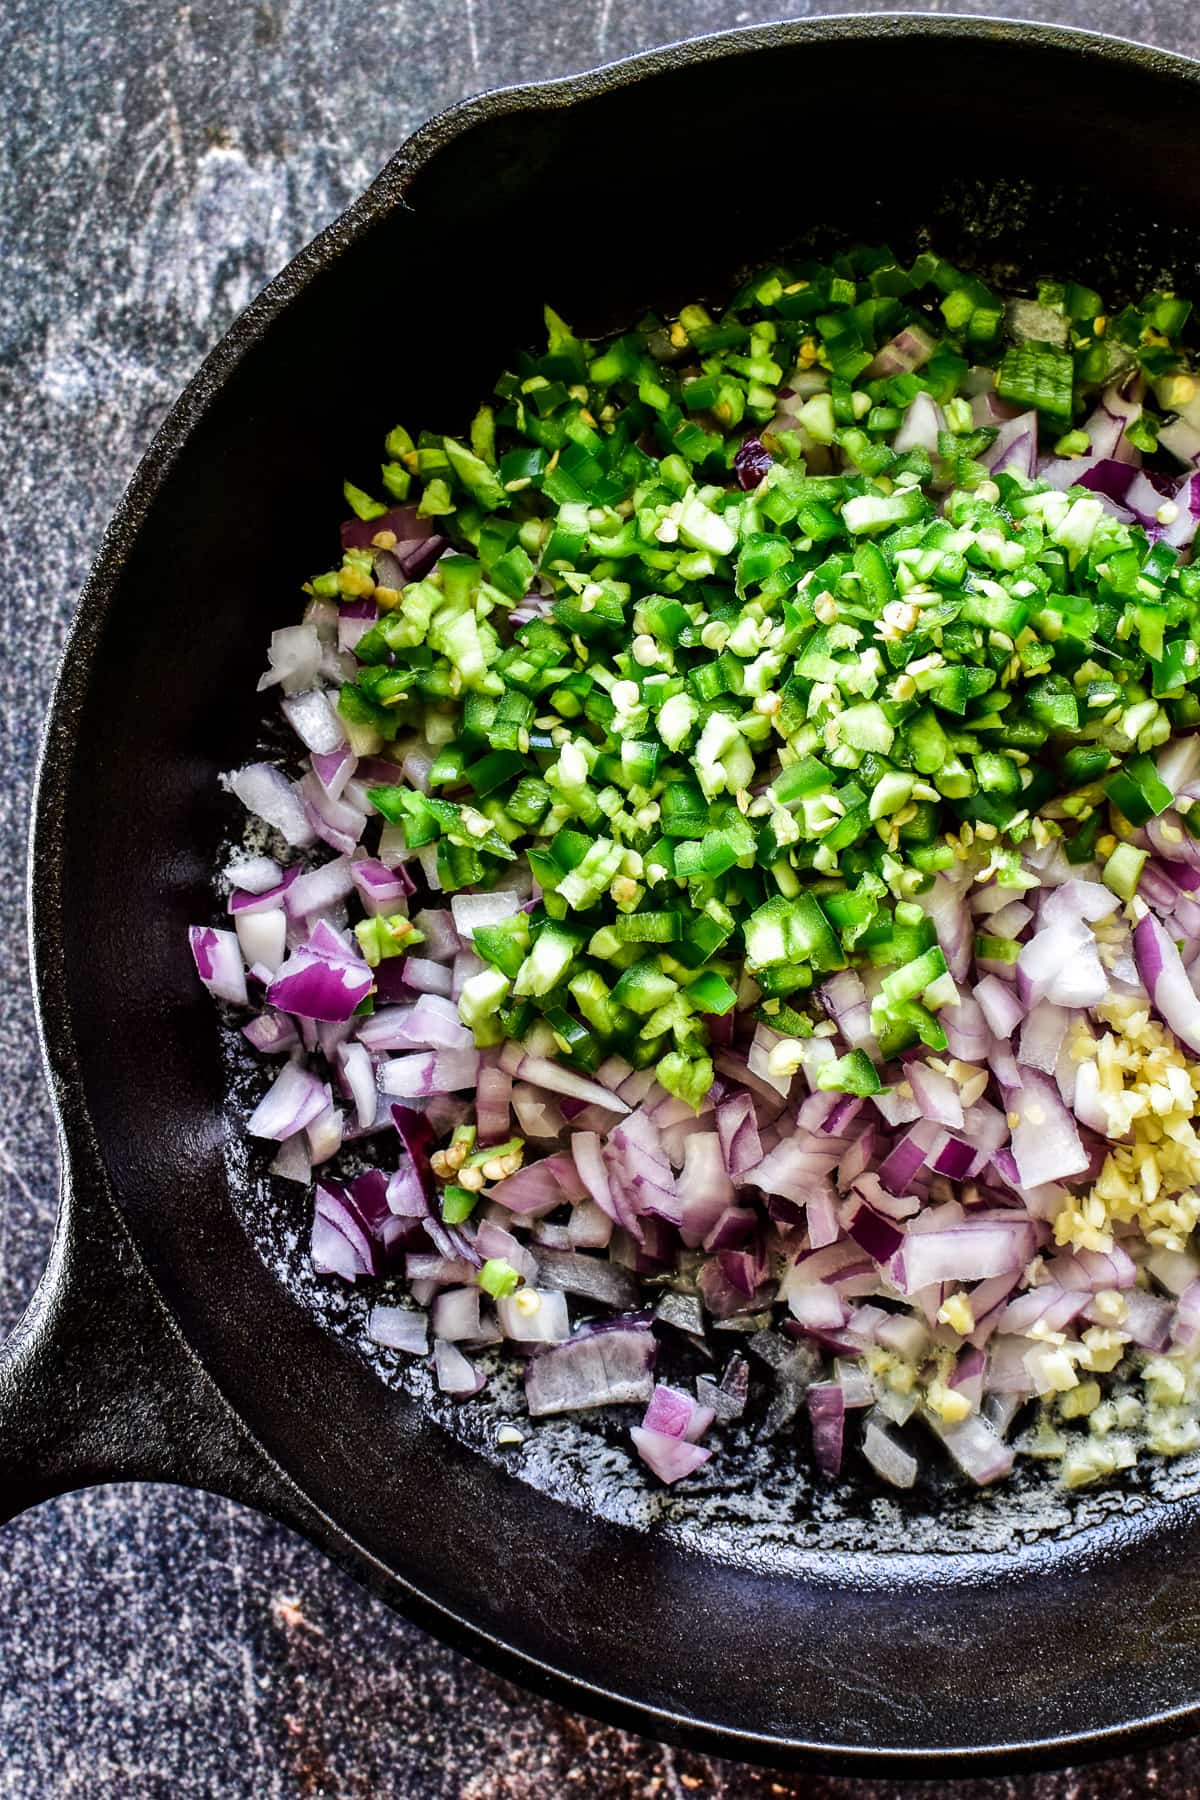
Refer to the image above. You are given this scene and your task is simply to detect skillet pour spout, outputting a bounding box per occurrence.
[6,15,1200,1774]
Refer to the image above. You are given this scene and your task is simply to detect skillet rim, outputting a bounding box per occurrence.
[27,13,1200,1773]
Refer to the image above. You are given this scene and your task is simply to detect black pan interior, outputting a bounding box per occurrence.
[41,17,1200,1766]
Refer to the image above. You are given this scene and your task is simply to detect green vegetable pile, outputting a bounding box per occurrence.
[314,245,1199,1108]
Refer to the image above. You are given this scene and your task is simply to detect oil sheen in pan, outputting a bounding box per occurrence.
[215,173,1200,1574]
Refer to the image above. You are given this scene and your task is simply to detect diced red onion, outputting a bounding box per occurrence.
[980,410,1038,477]
[474,1063,512,1146]
[877,1119,941,1195]
[643,1382,714,1444]
[896,1218,1036,1292]
[247,1061,329,1140]
[348,857,411,917]
[305,1098,343,1165]
[995,1285,1087,1335]
[867,322,935,378]
[869,1087,921,1127]
[917,874,972,981]
[334,1040,377,1130]
[242,1009,299,1055]
[940,992,991,1063]
[534,1248,637,1308]
[1146,1245,1200,1296]
[513,1055,630,1114]
[678,1132,734,1246]
[713,1091,763,1177]
[524,1323,656,1416]
[378,1048,480,1096]
[631,1425,712,1484]
[1173,1281,1200,1350]
[268,946,373,1023]
[844,1198,905,1264]
[566,1199,613,1250]
[1134,907,1200,1054]
[300,773,368,854]
[975,974,1025,1039]
[189,926,247,1005]
[410,907,461,963]
[1018,1001,1069,1076]
[806,1382,845,1477]
[491,1153,585,1216]
[396,955,450,999]
[892,391,944,455]
[383,995,474,1053]
[906,1061,964,1131]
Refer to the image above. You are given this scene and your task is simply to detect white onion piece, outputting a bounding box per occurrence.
[402,955,453,998]
[432,1286,483,1341]
[1008,1071,1089,1189]
[337,1041,378,1131]
[235,909,286,973]
[928,1411,1014,1486]
[223,854,283,894]
[284,856,357,920]
[861,1415,917,1489]
[281,688,347,755]
[496,1289,570,1344]
[1017,1001,1068,1076]
[368,1305,428,1355]
[269,1132,311,1185]
[511,1082,563,1139]
[516,1056,630,1113]
[451,890,520,936]
[257,623,322,694]
[567,1199,614,1249]
[228,762,316,848]
[304,1097,342,1166]
[893,390,944,454]
[434,1341,485,1396]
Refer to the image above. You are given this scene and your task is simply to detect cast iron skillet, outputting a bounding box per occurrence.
[5,14,1200,1775]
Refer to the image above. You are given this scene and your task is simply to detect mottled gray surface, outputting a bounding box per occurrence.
[3,1,1200,1794]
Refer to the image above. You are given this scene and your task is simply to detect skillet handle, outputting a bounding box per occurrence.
[0,1155,280,1524]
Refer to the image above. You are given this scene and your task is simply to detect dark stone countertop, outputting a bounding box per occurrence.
[3,1,1200,1793]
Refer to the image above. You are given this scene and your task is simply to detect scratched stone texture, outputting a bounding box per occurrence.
[2,1,1200,1795]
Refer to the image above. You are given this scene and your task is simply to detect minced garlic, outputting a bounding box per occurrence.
[937,1292,975,1336]
[1053,993,1200,1254]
